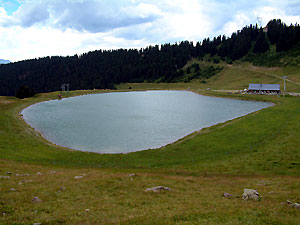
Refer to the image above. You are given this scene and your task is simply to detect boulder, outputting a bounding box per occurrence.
[242,189,259,201]
[128,173,136,177]
[32,197,42,203]
[293,203,300,210]
[145,186,171,192]
[74,176,83,179]
[223,192,233,198]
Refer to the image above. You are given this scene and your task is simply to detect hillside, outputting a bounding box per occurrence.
[0,19,300,97]
[118,59,300,93]
[1,82,300,224]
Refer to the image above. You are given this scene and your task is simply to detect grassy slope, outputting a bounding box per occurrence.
[1,64,300,224]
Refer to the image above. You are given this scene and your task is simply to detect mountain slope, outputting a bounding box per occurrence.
[0,19,300,96]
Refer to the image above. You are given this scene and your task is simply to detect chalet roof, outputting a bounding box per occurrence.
[248,84,280,91]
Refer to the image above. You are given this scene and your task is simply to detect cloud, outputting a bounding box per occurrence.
[11,2,49,27]
[253,6,300,26]
[115,0,214,43]
[0,0,300,62]
[1,0,162,32]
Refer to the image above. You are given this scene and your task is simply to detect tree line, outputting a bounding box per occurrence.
[0,19,300,97]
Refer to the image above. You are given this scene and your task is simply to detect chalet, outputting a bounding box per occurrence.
[248,84,280,94]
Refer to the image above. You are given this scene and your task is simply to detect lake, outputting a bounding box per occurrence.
[22,91,272,153]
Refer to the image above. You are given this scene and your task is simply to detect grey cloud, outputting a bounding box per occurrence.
[1,3,50,27]
[51,1,156,32]
[286,1,300,17]
[17,3,50,27]
[2,0,161,32]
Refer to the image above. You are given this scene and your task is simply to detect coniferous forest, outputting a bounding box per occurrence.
[1,19,300,97]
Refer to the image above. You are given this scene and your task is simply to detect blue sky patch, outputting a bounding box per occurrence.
[0,0,20,15]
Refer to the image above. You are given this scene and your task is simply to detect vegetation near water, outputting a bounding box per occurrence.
[1,19,300,224]
[1,59,300,224]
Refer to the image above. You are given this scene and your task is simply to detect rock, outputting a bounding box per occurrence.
[49,171,56,174]
[223,192,233,198]
[285,200,300,210]
[59,186,66,191]
[85,209,90,212]
[74,176,83,179]
[0,176,10,179]
[128,173,136,177]
[145,186,171,192]
[32,197,42,203]
[36,172,42,175]
[25,173,30,176]
[33,223,42,225]
[18,182,23,185]
[242,189,259,201]
[6,171,12,175]
[82,174,87,176]
[10,188,17,192]
[292,203,300,210]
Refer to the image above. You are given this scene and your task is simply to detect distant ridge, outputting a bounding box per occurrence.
[0,59,10,64]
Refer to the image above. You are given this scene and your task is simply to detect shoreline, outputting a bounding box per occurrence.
[18,88,275,155]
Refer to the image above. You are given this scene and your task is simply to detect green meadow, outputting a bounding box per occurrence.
[1,63,300,224]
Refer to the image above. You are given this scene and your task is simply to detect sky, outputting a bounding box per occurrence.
[0,0,300,62]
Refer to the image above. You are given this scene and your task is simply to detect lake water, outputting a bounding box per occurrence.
[22,91,272,153]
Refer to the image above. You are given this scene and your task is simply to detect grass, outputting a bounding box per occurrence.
[1,159,300,224]
[1,63,300,224]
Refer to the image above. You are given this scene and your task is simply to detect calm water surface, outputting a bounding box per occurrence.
[22,91,272,153]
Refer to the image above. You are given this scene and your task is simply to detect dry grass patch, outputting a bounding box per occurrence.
[1,160,300,224]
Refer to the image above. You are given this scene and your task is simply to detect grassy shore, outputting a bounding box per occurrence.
[1,70,300,223]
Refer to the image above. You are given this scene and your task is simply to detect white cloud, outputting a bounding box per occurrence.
[221,13,252,37]
[253,6,300,26]
[0,0,300,62]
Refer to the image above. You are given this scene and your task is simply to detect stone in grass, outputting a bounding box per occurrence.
[10,188,17,192]
[242,189,259,201]
[223,192,233,198]
[286,200,293,205]
[287,200,300,210]
[0,175,10,179]
[74,176,83,179]
[36,172,42,175]
[33,223,42,225]
[128,173,136,177]
[293,203,300,210]
[32,197,42,203]
[145,186,171,192]
[60,186,66,191]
